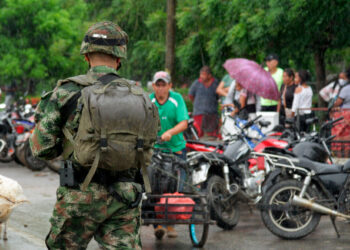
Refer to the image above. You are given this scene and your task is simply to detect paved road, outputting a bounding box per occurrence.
[1,162,350,250]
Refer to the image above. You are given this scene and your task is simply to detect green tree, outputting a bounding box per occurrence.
[0,0,88,93]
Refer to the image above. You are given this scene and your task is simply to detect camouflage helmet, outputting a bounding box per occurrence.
[80,21,128,59]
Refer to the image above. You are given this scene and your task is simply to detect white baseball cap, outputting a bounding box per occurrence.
[153,71,171,84]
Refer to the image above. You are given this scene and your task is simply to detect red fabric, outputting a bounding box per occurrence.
[155,192,195,220]
[193,114,220,138]
[193,115,204,137]
[331,110,350,157]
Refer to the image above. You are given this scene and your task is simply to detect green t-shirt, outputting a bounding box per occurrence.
[149,91,189,152]
[261,67,284,106]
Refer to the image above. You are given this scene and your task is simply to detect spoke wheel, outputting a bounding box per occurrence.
[261,179,321,239]
[207,175,240,230]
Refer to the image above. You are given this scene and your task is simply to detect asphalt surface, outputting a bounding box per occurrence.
[1,161,350,250]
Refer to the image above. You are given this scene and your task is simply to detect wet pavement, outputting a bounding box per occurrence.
[1,162,350,250]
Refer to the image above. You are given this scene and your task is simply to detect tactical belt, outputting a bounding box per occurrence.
[72,166,142,209]
[73,167,135,185]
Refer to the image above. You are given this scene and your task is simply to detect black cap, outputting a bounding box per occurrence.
[265,53,279,61]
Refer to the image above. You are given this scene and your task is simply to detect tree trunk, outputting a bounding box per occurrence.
[314,49,326,107]
[165,0,176,84]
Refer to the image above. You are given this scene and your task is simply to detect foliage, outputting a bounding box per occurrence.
[0,0,88,93]
[0,0,349,97]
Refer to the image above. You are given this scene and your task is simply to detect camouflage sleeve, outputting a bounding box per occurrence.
[30,82,81,160]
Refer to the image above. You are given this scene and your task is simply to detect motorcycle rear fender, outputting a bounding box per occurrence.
[261,169,282,195]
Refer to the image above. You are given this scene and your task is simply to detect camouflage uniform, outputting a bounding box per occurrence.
[30,22,142,250]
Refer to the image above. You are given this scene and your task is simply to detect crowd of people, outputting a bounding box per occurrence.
[184,54,350,137]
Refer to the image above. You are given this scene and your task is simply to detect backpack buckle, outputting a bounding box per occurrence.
[136,139,144,152]
[100,138,108,151]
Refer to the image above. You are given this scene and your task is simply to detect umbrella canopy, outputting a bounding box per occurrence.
[223,58,279,100]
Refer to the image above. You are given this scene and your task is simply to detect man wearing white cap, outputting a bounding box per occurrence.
[149,71,189,239]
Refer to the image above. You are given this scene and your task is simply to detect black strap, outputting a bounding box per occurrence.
[98,73,120,85]
[84,35,127,46]
[61,91,82,125]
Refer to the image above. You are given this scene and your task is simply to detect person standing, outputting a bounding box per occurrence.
[334,67,350,109]
[216,73,234,103]
[278,68,297,125]
[149,71,189,239]
[261,54,284,111]
[319,72,348,103]
[189,66,220,138]
[30,21,159,250]
[292,70,313,132]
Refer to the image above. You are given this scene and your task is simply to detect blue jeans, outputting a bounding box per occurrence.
[174,148,187,192]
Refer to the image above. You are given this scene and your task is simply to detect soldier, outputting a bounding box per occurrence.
[30,21,159,250]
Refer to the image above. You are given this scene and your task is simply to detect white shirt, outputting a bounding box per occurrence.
[292,86,313,115]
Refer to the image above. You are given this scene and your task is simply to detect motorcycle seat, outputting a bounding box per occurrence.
[259,120,271,128]
[298,157,343,175]
[186,139,224,149]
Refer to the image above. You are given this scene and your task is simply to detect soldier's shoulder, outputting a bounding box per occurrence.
[50,78,83,106]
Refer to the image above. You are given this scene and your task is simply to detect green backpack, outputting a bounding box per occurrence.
[59,73,159,191]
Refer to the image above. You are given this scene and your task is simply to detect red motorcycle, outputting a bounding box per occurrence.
[185,116,318,172]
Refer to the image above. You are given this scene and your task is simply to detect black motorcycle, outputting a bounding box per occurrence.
[259,117,350,239]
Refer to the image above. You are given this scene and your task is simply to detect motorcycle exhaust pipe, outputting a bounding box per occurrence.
[292,196,350,219]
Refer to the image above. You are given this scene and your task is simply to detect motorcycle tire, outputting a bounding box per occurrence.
[207,175,240,230]
[260,179,321,239]
[24,141,47,171]
[46,157,62,174]
[14,144,27,166]
[0,135,13,163]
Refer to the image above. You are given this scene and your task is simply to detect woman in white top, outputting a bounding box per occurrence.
[292,70,313,132]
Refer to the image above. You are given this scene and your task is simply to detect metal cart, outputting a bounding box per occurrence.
[142,193,211,248]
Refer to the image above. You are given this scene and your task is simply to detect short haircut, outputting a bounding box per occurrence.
[200,65,212,75]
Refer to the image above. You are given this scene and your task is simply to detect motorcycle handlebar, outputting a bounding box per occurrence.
[242,115,262,130]
[320,116,344,132]
[325,135,336,143]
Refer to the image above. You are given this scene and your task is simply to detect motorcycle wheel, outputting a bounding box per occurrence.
[207,175,240,230]
[24,141,47,171]
[46,157,62,173]
[14,144,27,166]
[260,179,321,239]
[0,136,13,163]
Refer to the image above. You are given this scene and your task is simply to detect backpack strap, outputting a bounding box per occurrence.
[135,93,152,193]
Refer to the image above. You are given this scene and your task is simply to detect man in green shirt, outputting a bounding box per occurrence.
[261,54,284,111]
[149,71,189,239]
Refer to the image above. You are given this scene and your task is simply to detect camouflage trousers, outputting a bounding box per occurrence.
[46,181,142,250]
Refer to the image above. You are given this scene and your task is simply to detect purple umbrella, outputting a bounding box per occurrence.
[223,58,279,100]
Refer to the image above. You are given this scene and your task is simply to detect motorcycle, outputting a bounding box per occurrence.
[187,116,267,230]
[187,115,338,230]
[259,117,349,239]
